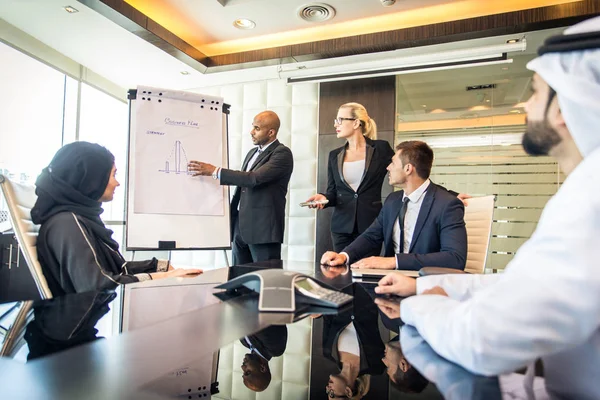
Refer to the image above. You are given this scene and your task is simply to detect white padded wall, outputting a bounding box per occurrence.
[214,318,312,400]
[170,80,319,269]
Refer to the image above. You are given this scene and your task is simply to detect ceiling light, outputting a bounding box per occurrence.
[509,110,521,114]
[485,99,491,102]
[506,39,519,44]
[380,0,396,6]
[64,5,79,13]
[421,104,427,108]
[180,71,190,75]
[502,67,509,71]
[233,18,256,30]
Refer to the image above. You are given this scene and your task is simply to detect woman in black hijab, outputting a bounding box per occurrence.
[31,142,202,296]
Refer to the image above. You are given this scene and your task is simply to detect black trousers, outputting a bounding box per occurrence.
[232,215,281,266]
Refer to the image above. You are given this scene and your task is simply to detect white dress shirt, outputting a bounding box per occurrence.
[337,322,360,357]
[393,179,431,254]
[401,148,600,399]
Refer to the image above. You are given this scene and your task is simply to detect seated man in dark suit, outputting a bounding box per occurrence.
[321,140,467,271]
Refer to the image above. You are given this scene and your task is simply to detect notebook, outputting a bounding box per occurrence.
[351,269,419,280]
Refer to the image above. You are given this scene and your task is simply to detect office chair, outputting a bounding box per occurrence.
[419,195,495,277]
[0,174,52,357]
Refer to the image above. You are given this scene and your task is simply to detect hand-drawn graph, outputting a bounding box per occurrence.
[159,140,193,175]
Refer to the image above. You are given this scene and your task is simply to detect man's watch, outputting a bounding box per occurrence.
[212,168,219,180]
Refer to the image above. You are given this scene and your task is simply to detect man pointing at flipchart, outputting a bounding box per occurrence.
[188,110,294,265]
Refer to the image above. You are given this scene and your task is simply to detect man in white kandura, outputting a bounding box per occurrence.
[374,16,600,399]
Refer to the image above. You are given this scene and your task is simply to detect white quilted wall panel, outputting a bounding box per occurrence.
[170,79,319,270]
[214,318,313,400]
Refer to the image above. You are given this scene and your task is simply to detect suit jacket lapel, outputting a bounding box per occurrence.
[357,143,374,192]
[336,147,354,191]
[249,140,279,171]
[241,148,258,171]
[409,185,436,252]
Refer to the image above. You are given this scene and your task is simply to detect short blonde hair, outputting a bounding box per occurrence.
[340,102,377,140]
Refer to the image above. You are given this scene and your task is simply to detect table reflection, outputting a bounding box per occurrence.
[240,325,288,392]
[24,290,116,361]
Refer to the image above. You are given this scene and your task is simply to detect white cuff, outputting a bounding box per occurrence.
[156,260,170,272]
[339,252,350,265]
[135,273,152,282]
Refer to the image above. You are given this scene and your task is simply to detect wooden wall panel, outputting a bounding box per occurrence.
[315,77,396,262]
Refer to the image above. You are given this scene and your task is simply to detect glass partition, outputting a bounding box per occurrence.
[395,28,565,272]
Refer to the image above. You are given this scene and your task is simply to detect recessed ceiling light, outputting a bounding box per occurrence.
[64,5,79,13]
[485,99,491,102]
[506,39,519,44]
[233,18,256,30]
[421,104,427,108]
[180,71,190,75]
[509,109,521,114]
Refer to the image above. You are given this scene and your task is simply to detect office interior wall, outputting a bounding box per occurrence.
[169,80,319,268]
[315,77,396,262]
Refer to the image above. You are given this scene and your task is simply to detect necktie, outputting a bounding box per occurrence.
[399,197,410,253]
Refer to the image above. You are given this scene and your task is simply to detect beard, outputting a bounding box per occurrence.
[522,118,562,156]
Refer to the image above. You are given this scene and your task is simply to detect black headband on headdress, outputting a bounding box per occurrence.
[538,30,600,56]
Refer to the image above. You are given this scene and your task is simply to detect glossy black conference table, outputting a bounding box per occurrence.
[0,261,503,399]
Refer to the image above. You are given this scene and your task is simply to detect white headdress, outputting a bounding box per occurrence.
[527,16,600,157]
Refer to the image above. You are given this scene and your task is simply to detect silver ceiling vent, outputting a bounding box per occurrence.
[298,3,336,23]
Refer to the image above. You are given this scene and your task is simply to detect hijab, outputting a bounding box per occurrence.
[31,142,125,270]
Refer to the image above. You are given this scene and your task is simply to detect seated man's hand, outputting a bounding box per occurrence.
[374,297,400,320]
[351,256,396,270]
[320,264,349,279]
[320,251,347,267]
[375,273,417,297]
[421,286,448,296]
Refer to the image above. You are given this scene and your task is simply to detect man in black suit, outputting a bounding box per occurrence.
[240,325,288,392]
[188,111,293,265]
[321,140,467,271]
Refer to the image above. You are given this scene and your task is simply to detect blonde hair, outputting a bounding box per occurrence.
[340,102,377,140]
[350,375,371,400]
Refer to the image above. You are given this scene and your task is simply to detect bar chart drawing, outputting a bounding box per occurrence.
[158,140,193,175]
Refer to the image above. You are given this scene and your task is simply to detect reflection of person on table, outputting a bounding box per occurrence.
[321,140,467,271]
[323,284,384,399]
[32,142,202,295]
[25,290,116,360]
[240,325,288,392]
[374,17,600,398]
[188,111,293,265]
[383,336,429,393]
[305,102,394,254]
[320,264,350,279]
